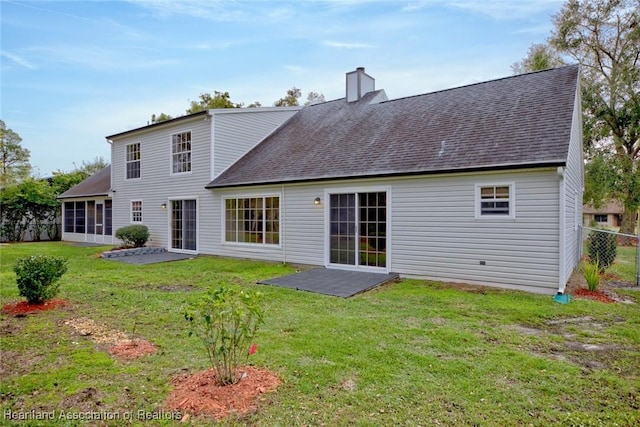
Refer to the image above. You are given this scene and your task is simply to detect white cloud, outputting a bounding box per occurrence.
[323,41,375,49]
[25,45,180,70]
[444,0,563,20]
[0,50,36,69]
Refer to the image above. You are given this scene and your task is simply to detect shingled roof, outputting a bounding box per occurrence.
[58,165,111,199]
[206,65,579,189]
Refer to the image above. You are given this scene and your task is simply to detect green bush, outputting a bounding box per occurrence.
[14,255,68,304]
[115,225,149,248]
[586,229,617,272]
[185,286,264,386]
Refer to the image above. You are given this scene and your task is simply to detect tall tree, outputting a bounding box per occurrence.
[74,156,109,175]
[511,43,566,74]
[274,88,326,107]
[0,119,31,187]
[550,0,640,233]
[187,91,242,113]
[274,87,302,107]
[305,91,326,106]
[150,113,174,124]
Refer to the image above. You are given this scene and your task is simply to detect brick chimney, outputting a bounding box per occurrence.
[346,67,375,102]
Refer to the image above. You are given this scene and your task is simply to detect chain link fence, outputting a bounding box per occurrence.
[579,226,639,287]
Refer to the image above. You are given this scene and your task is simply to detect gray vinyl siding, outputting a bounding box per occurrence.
[110,115,213,250]
[110,110,297,252]
[391,170,560,293]
[561,88,584,288]
[206,168,561,294]
[212,109,299,179]
[200,183,324,264]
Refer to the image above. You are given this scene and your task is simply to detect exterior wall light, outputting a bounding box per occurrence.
[161,203,167,209]
[314,197,321,205]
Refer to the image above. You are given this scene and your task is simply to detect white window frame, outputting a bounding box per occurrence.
[130,200,143,223]
[125,142,141,180]
[170,130,192,175]
[222,194,281,246]
[475,183,515,219]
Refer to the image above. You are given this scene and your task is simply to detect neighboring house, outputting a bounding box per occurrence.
[58,165,114,244]
[64,65,583,295]
[583,201,623,228]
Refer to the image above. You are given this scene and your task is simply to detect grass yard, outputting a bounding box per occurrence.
[1,242,639,426]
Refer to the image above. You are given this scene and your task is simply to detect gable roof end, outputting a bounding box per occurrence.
[207,65,580,189]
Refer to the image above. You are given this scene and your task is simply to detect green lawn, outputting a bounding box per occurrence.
[1,242,639,426]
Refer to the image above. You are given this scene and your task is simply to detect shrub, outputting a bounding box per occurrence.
[184,286,264,386]
[115,225,149,248]
[586,229,617,272]
[580,260,600,292]
[14,255,68,304]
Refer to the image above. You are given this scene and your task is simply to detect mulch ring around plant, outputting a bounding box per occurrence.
[1,298,68,316]
[64,317,157,360]
[165,366,281,421]
[571,288,616,303]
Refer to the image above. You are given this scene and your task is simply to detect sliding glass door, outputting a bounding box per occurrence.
[329,191,387,269]
[170,199,197,252]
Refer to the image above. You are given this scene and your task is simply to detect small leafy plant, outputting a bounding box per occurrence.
[14,255,68,304]
[581,260,600,292]
[185,285,264,386]
[115,225,149,248]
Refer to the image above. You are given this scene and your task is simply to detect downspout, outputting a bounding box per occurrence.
[557,167,566,294]
[282,185,286,264]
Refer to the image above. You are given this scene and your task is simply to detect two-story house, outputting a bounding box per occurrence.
[61,66,584,295]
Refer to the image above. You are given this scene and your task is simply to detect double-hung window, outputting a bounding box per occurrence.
[171,131,191,174]
[126,142,141,179]
[475,183,515,219]
[131,200,143,223]
[224,196,280,245]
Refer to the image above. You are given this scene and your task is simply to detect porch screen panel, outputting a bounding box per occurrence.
[74,201,85,234]
[104,200,112,235]
[87,201,95,234]
[95,203,103,235]
[64,202,74,233]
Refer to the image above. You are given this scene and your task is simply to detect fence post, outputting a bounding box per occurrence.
[636,226,640,287]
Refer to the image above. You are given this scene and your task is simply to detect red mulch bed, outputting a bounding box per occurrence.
[108,339,157,360]
[572,288,616,303]
[2,299,68,316]
[165,366,280,421]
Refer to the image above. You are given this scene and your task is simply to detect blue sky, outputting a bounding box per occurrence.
[1,0,564,177]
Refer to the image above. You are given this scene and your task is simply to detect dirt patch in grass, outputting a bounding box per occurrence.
[2,299,68,316]
[512,315,638,373]
[108,339,157,360]
[165,366,280,421]
[64,317,156,360]
[61,387,104,412]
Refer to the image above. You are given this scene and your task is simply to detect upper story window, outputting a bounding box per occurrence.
[475,183,515,219]
[131,200,143,223]
[171,131,192,174]
[126,142,141,179]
